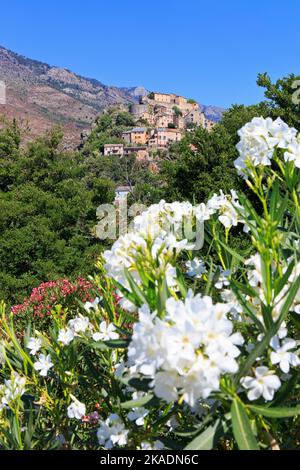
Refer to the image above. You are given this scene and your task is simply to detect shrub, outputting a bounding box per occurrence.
[0,117,299,450]
[11,277,101,332]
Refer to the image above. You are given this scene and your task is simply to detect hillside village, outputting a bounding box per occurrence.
[103,91,215,160]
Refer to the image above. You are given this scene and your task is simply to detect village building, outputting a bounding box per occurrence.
[103,143,124,156]
[173,114,186,129]
[129,103,155,125]
[155,127,182,147]
[156,112,175,128]
[124,146,149,160]
[152,92,176,104]
[121,127,149,145]
[205,119,216,132]
[184,109,205,127]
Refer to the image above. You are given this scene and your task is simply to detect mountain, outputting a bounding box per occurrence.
[0,46,223,147]
[199,104,225,122]
[0,46,143,147]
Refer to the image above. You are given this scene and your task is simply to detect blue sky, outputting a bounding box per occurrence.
[1,0,300,108]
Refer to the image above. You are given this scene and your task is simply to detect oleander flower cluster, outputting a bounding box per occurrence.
[0,116,299,450]
[234,116,300,177]
[127,292,244,406]
[103,200,210,311]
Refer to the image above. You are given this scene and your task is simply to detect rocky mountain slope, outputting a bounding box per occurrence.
[0,45,223,147]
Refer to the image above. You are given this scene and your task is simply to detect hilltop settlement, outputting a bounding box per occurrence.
[102,91,215,161]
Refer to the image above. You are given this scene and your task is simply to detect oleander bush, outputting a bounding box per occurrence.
[0,117,300,450]
[11,277,103,333]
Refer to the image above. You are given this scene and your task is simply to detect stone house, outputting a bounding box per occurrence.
[124,146,149,161]
[156,127,182,147]
[184,109,205,127]
[103,143,124,156]
[121,127,149,145]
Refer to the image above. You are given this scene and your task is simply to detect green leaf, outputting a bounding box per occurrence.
[249,404,300,418]
[274,259,295,297]
[271,370,300,406]
[103,339,129,349]
[126,377,152,392]
[235,323,277,384]
[113,279,140,307]
[121,393,157,409]
[276,274,300,325]
[231,399,259,450]
[176,267,188,297]
[184,419,226,450]
[157,275,170,314]
[290,312,300,331]
[218,239,246,264]
[231,282,265,332]
[124,269,148,306]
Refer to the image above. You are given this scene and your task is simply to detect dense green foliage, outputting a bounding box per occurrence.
[0,124,115,304]
[1,73,300,307]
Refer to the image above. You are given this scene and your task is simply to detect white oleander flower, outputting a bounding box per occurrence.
[114,360,127,378]
[97,414,129,449]
[93,321,119,341]
[221,289,243,320]
[214,267,231,289]
[128,291,243,406]
[241,366,281,401]
[58,328,74,346]
[245,253,263,287]
[133,200,208,240]
[140,440,165,450]
[284,138,300,168]
[207,190,243,229]
[0,372,26,408]
[166,415,180,431]
[27,337,42,355]
[234,117,297,177]
[33,354,54,377]
[84,297,101,312]
[268,118,297,148]
[103,200,211,310]
[270,337,300,373]
[185,257,206,279]
[127,407,149,426]
[68,315,90,334]
[67,398,86,420]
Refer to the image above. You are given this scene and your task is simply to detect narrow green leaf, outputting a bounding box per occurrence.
[231,399,259,450]
[127,377,152,392]
[276,274,300,325]
[103,339,129,349]
[271,370,300,406]
[124,269,148,306]
[249,404,300,418]
[176,267,188,297]
[235,324,276,384]
[184,419,226,450]
[113,279,140,307]
[121,393,157,409]
[274,259,295,297]
[290,312,300,331]
[218,239,245,264]
[231,283,265,331]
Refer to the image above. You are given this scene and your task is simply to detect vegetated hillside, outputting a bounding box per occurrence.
[0,45,224,148]
[0,46,142,147]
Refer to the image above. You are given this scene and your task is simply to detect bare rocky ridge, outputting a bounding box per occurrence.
[0,45,223,148]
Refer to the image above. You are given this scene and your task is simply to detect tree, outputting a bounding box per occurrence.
[0,122,115,305]
[257,72,300,130]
